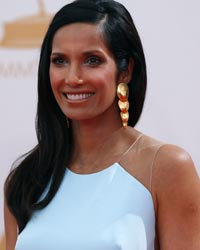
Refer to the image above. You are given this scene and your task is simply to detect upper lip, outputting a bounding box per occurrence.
[63,91,95,94]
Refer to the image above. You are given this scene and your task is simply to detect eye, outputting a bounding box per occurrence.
[85,55,102,66]
[51,56,67,66]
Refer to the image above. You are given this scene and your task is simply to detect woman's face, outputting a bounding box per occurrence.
[49,23,122,122]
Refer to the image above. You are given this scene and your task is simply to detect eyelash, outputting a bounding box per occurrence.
[51,57,66,65]
[85,56,102,66]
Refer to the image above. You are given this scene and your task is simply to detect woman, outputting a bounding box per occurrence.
[4,0,200,249]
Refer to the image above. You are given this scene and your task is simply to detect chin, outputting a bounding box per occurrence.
[66,114,95,122]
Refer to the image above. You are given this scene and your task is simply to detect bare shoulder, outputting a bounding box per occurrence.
[153,144,199,189]
[152,144,200,249]
[122,130,200,248]
[152,143,200,203]
[157,143,193,163]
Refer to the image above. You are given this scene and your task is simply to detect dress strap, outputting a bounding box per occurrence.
[118,134,143,164]
[149,144,164,193]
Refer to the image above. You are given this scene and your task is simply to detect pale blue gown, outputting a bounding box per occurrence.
[16,135,160,250]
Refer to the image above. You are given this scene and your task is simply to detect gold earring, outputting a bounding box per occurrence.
[117,82,129,127]
[66,117,70,128]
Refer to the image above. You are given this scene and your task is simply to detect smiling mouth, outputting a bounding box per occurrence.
[64,93,94,101]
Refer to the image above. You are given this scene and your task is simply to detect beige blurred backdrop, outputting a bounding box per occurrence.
[0,0,200,248]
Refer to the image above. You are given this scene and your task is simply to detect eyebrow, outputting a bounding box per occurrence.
[51,52,64,56]
[51,49,107,56]
[83,49,106,56]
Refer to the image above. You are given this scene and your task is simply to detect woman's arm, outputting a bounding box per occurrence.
[154,145,200,250]
[4,199,18,250]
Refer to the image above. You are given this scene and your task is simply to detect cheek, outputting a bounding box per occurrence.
[49,67,62,91]
[101,71,117,95]
[91,67,117,89]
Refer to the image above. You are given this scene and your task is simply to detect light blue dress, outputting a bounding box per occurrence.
[15,162,155,250]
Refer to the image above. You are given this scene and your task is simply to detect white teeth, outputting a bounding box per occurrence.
[66,93,94,100]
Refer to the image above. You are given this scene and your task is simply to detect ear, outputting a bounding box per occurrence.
[118,57,134,84]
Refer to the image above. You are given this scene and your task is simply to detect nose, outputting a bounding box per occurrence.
[64,64,83,86]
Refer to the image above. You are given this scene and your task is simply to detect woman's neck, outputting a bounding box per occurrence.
[71,117,122,156]
[68,111,125,169]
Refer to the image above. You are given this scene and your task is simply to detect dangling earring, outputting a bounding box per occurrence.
[117,82,129,127]
[66,117,70,128]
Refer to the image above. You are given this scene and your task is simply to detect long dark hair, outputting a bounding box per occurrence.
[5,0,147,233]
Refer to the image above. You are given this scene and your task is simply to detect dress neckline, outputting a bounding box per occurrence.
[66,134,143,176]
[66,162,153,200]
[66,161,118,176]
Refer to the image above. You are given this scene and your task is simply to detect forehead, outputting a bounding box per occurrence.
[51,23,112,55]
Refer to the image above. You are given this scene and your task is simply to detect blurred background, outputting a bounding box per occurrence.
[0,0,199,248]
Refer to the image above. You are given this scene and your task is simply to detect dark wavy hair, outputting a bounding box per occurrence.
[5,0,147,233]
